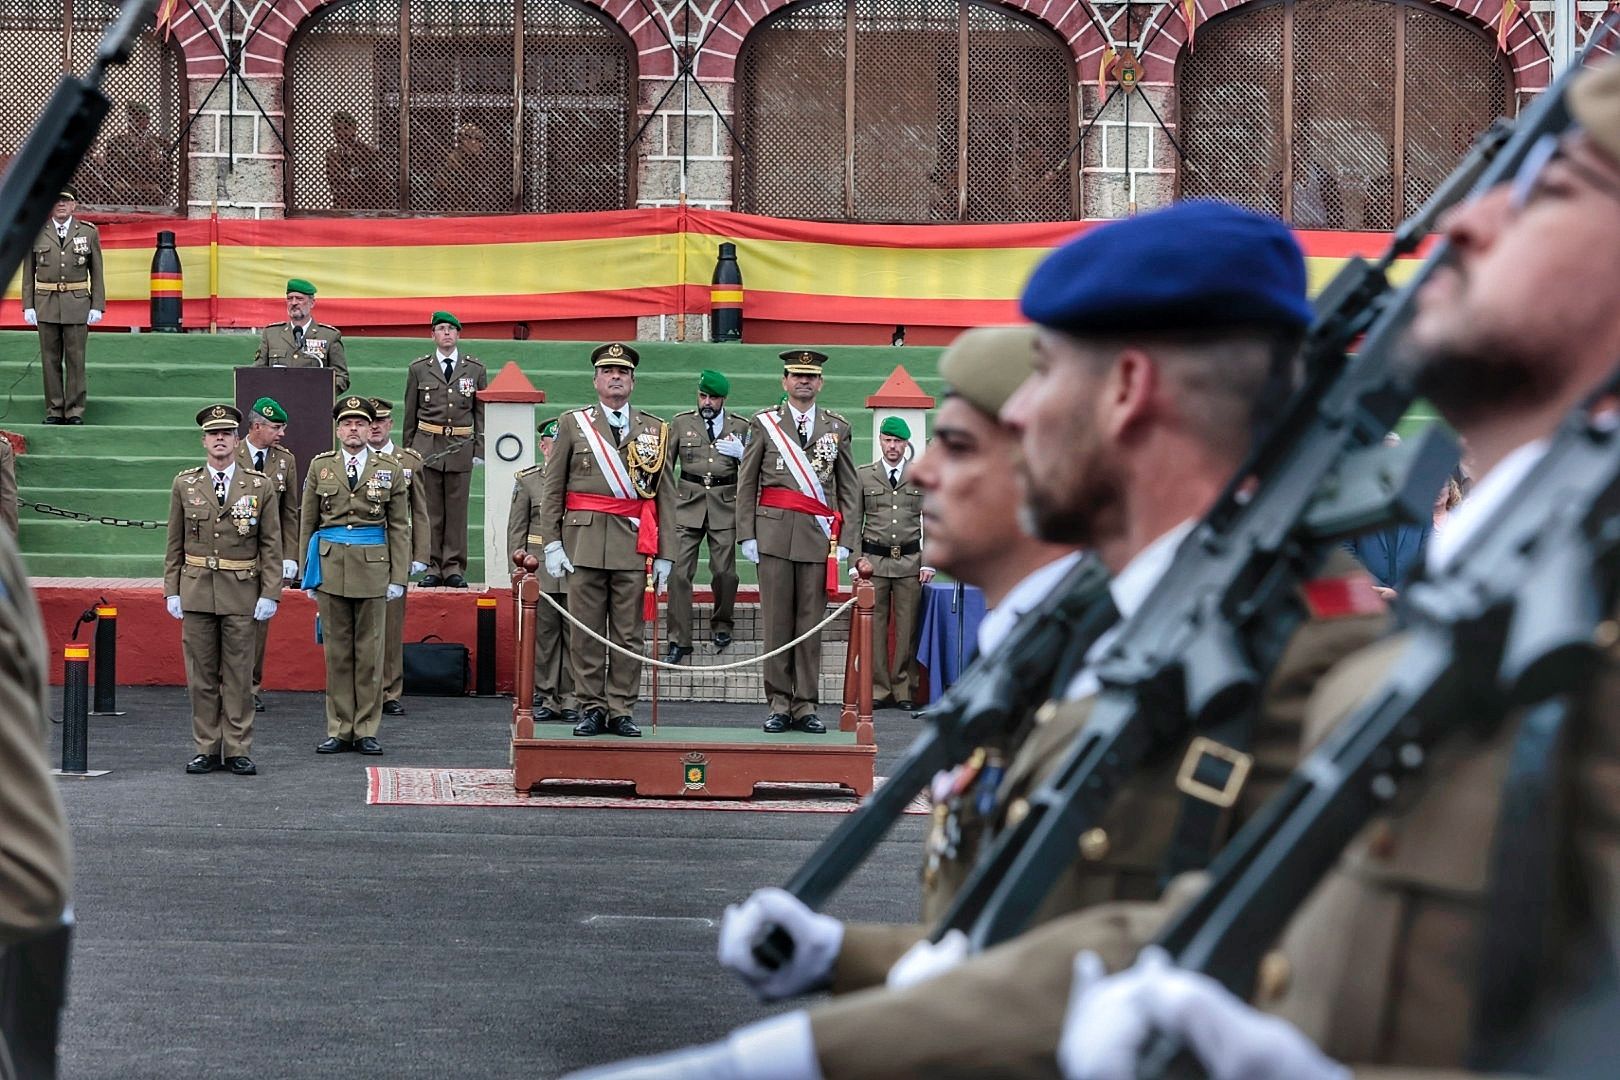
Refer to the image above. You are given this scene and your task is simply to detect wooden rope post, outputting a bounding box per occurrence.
[512,551,541,741]
[840,562,877,745]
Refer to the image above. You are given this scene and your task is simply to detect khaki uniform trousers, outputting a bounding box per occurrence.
[316,592,386,740]
[667,524,738,648]
[182,612,256,757]
[759,554,828,718]
[567,567,644,716]
[252,620,270,697]
[383,591,408,704]
[422,468,472,578]
[871,573,920,704]
[38,322,88,421]
[535,591,574,710]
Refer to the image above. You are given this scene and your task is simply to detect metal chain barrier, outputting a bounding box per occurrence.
[22,500,162,529]
[537,589,857,671]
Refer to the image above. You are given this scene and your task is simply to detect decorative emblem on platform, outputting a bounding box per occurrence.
[682,751,708,790]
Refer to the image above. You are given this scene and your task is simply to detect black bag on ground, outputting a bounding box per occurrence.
[402,635,469,696]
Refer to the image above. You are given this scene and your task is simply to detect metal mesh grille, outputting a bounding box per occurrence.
[738,0,1075,222]
[286,0,632,215]
[1181,0,1509,230]
[0,1,182,212]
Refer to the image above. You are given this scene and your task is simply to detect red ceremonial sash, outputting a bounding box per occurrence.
[565,492,659,558]
[759,486,844,595]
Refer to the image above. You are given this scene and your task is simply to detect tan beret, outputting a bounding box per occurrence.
[1571,56,1620,166]
[938,325,1038,417]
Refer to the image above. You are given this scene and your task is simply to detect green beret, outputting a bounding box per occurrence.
[250,396,288,424]
[698,369,731,397]
[879,416,911,440]
[431,310,461,330]
[286,278,316,297]
[538,418,560,439]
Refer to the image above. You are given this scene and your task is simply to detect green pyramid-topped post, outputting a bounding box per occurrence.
[477,362,547,587]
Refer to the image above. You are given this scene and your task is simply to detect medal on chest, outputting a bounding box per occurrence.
[365,469,392,500]
[229,494,259,536]
[305,338,329,360]
[812,432,839,482]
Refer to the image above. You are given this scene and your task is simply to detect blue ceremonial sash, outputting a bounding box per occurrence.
[301,526,386,589]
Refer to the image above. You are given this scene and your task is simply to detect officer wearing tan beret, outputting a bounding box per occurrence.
[402,310,486,588]
[22,187,103,425]
[853,415,931,710]
[507,416,576,723]
[235,396,300,712]
[367,397,431,715]
[164,404,284,775]
[254,278,349,394]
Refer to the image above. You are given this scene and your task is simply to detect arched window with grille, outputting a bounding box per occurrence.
[0,1,183,212]
[285,0,635,215]
[1179,0,1512,229]
[737,0,1077,223]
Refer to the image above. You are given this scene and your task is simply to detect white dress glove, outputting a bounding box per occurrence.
[86,309,103,325]
[281,559,298,580]
[715,434,745,460]
[165,595,183,620]
[740,539,759,564]
[544,539,574,578]
[717,886,844,1001]
[885,929,969,991]
[563,1013,820,1080]
[1058,947,1349,1080]
[835,546,850,562]
[306,588,319,601]
[472,456,484,466]
[652,558,672,590]
[410,561,428,576]
[22,308,36,327]
[386,584,405,601]
[252,598,278,621]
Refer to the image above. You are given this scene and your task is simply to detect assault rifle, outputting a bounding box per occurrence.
[927,67,1582,951]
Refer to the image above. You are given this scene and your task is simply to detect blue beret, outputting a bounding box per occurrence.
[1020,201,1312,336]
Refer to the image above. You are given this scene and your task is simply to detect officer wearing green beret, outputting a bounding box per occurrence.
[505,416,576,723]
[853,415,931,710]
[367,398,431,715]
[253,278,350,394]
[664,369,751,664]
[235,396,301,712]
[23,187,104,425]
[402,310,487,588]
[165,404,284,775]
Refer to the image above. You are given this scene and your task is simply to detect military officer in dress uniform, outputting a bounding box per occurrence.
[368,397,431,716]
[507,416,576,723]
[0,437,16,535]
[299,396,410,754]
[402,310,486,588]
[853,416,931,710]
[235,396,300,713]
[253,278,349,394]
[164,404,283,775]
[538,343,675,738]
[664,369,750,664]
[22,187,103,425]
[737,351,859,735]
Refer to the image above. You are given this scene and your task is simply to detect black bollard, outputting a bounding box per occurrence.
[475,596,497,696]
[90,603,123,715]
[710,242,743,342]
[61,644,89,773]
[150,229,182,332]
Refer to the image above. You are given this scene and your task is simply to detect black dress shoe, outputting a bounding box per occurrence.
[355,736,383,755]
[315,737,350,754]
[65,416,83,425]
[226,756,257,775]
[253,693,265,713]
[763,713,791,733]
[574,710,607,737]
[382,699,405,716]
[42,416,63,425]
[186,754,218,774]
[664,644,692,665]
[609,715,642,737]
[419,574,443,588]
[897,700,915,712]
[534,706,560,723]
[444,574,468,588]
[713,632,733,652]
[794,714,828,734]
[561,708,580,724]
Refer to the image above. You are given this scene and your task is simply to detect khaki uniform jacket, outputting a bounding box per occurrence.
[163,467,284,614]
[671,409,750,531]
[254,321,349,394]
[0,526,72,943]
[537,406,676,572]
[506,463,567,593]
[393,445,432,568]
[236,442,299,565]
[402,353,487,471]
[297,450,411,597]
[0,438,15,535]
[22,218,104,323]
[856,461,924,578]
[737,405,859,560]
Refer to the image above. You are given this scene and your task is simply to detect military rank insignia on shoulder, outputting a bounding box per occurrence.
[516,463,544,479]
[179,466,205,482]
[823,408,848,426]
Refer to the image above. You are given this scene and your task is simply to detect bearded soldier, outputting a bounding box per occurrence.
[253,278,349,394]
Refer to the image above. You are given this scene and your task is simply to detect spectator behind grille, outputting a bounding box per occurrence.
[324,110,384,211]
[432,123,503,213]
[104,101,165,205]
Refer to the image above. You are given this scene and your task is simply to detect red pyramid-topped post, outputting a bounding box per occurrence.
[477,362,549,586]
[865,365,935,463]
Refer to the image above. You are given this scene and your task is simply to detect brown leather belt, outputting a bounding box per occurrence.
[682,475,736,489]
[185,554,256,571]
[418,421,474,437]
[863,539,921,559]
[33,280,90,293]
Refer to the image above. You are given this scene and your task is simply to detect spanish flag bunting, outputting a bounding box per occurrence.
[153,0,180,40]
[1496,0,1518,52]
[1183,0,1199,50]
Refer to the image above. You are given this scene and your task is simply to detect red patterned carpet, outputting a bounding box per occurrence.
[367,767,931,814]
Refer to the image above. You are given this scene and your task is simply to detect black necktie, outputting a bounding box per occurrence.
[610,412,626,445]
[708,417,719,442]
[215,472,228,507]
[347,459,359,490]
[889,468,899,489]
[293,324,305,349]
[443,358,454,383]
[797,416,809,447]
[254,450,265,472]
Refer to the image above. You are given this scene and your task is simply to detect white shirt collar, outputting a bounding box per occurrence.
[790,404,816,427]
[375,440,395,456]
[708,408,726,429]
[1064,519,1196,700]
[1426,439,1547,574]
[344,448,368,471]
[210,462,236,483]
[55,217,71,234]
[599,402,628,424]
[437,349,458,366]
[977,551,1085,656]
[245,436,272,456]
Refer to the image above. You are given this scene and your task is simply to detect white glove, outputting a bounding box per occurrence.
[740,539,759,564]
[1058,947,1349,1080]
[715,434,745,460]
[836,546,850,562]
[86,309,103,325]
[410,561,428,575]
[252,597,278,621]
[544,539,574,578]
[306,588,319,601]
[22,308,36,327]
[472,456,484,466]
[165,595,183,620]
[563,1013,819,1080]
[562,1042,741,1080]
[652,558,672,591]
[282,559,298,580]
[717,886,844,1001]
[386,584,405,601]
[885,929,969,991]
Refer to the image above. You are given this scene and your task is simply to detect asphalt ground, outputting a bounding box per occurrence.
[46,687,928,1079]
